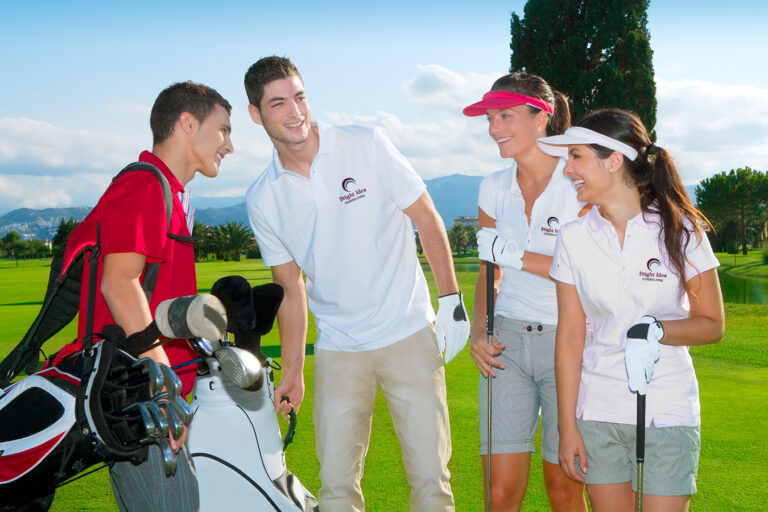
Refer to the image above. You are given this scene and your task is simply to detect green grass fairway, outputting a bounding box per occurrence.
[1,257,765,510]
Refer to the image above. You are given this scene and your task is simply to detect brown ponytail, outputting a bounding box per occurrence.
[578,109,712,292]
[491,72,571,135]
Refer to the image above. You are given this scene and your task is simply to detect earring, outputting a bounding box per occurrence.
[609,167,614,173]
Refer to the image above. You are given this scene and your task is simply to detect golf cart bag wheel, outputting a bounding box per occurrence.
[188,367,318,511]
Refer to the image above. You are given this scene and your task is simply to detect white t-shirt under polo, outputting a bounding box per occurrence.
[246,121,433,352]
[550,207,720,427]
[478,159,583,324]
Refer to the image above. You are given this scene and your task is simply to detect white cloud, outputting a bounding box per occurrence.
[3,68,768,212]
[655,78,768,183]
[402,64,502,113]
[0,117,137,175]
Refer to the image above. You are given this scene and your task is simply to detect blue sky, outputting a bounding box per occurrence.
[1,0,767,211]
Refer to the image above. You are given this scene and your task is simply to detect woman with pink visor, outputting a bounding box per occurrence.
[463,73,588,511]
[540,109,724,512]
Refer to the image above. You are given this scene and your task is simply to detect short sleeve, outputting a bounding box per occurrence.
[246,185,293,267]
[99,172,167,262]
[683,228,720,282]
[549,230,576,285]
[478,176,496,219]
[372,127,426,209]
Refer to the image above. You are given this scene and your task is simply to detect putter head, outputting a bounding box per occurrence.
[132,357,164,395]
[214,346,264,389]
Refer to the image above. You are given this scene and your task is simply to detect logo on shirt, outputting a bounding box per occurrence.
[540,216,559,237]
[639,258,668,282]
[339,176,367,204]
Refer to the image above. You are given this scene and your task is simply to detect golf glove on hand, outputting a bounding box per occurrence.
[476,228,524,270]
[435,292,470,363]
[625,315,664,395]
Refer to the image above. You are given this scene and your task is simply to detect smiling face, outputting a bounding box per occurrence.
[562,144,616,204]
[249,75,311,148]
[190,103,233,179]
[486,105,547,159]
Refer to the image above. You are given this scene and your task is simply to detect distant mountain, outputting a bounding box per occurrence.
[0,178,703,240]
[0,206,91,240]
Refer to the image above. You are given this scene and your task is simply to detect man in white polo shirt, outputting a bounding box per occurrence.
[243,56,469,512]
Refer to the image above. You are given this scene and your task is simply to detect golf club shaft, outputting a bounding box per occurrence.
[636,393,646,512]
[485,260,495,512]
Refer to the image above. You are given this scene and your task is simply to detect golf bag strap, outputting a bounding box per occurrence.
[113,162,195,245]
[81,226,102,350]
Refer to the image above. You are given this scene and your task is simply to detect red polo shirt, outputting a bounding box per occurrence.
[57,151,198,395]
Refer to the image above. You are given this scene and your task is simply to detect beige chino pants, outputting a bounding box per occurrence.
[314,326,454,512]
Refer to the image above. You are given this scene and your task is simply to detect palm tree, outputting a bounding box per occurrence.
[220,221,253,262]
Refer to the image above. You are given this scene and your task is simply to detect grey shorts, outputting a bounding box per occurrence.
[575,418,701,496]
[479,315,559,464]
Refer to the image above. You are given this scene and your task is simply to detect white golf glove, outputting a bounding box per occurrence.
[435,292,470,363]
[625,315,664,395]
[476,228,524,271]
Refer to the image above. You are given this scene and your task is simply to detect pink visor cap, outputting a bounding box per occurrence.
[463,90,554,117]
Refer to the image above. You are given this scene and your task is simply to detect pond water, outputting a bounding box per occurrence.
[434,263,768,306]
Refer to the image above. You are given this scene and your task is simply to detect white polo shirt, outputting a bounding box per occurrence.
[550,207,720,427]
[246,121,434,352]
[478,159,583,324]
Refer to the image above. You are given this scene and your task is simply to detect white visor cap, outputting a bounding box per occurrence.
[537,126,639,161]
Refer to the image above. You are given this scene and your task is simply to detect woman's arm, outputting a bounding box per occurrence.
[555,281,589,481]
[657,269,725,346]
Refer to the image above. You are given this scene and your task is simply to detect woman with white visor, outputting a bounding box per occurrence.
[541,108,724,512]
[463,72,589,512]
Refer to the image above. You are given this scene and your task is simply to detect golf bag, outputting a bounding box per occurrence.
[0,162,190,511]
[187,277,318,511]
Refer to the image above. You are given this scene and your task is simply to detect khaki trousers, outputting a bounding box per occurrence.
[314,326,454,512]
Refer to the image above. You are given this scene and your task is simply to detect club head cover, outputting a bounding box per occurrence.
[154,294,228,342]
[211,276,257,333]
[251,283,284,335]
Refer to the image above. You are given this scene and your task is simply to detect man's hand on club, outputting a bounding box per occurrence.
[435,292,470,363]
[625,315,664,395]
[274,371,304,420]
[476,228,523,270]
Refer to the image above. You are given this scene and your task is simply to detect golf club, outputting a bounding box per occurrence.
[146,401,169,438]
[123,402,158,441]
[132,357,164,395]
[485,260,495,512]
[159,364,182,399]
[636,393,646,512]
[215,345,264,390]
[155,436,177,477]
[154,293,228,343]
[158,400,184,440]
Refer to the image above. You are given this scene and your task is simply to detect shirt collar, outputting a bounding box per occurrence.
[139,150,184,194]
[269,120,334,181]
[586,204,661,232]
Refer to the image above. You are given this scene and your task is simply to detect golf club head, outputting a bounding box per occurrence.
[159,365,182,399]
[158,400,184,440]
[153,392,195,425]
[123,402,158,441]
[146,401,169,438]
[214,346,264,389]
[132,357,164,395]
[155,437,177,477]
[190,337,220,358]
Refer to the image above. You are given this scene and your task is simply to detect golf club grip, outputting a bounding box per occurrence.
[637,393,646,461]
[485,261,495,336]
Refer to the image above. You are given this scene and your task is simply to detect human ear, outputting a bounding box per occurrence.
[178,112,196,135]
[248,104,263,125]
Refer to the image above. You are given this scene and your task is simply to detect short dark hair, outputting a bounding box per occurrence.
[244,56,302,109]
[150,81,232,145]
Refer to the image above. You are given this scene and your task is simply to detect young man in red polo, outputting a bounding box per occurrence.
[55,81,233,511]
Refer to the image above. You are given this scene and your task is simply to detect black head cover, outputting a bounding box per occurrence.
[251,283,284,336]
[211,276,256,334]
